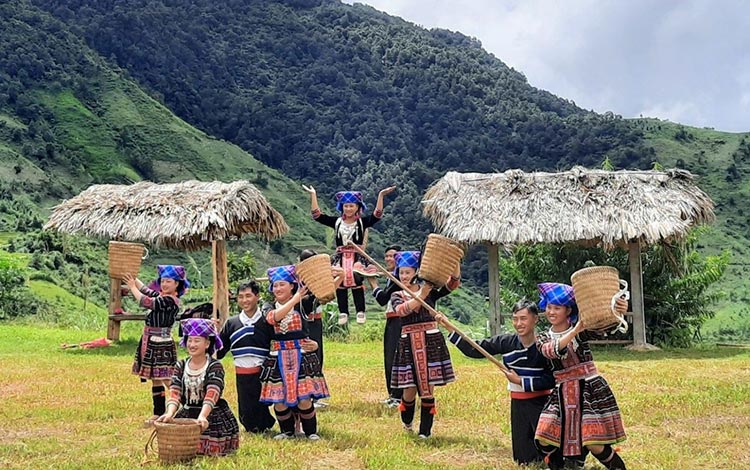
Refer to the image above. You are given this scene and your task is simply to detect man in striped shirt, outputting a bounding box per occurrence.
[448,299,554,466]
[218,281,277,433]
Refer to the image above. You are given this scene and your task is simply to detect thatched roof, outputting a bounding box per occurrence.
[422,167,714,248]
[44,180,289,250]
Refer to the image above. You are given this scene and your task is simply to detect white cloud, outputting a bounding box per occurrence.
[343,0,750,132]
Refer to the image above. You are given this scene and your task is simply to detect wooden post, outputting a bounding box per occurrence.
[212,240,230,326]
[628,240,649,348]
[107,278,122,341]
[488,243,503,336]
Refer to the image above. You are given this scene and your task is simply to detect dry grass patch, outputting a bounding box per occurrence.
[0,324,748,469]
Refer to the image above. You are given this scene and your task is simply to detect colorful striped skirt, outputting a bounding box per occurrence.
[391,323,455,398]
[259,342,329,407]
[535,374,626,456]
[177,399,239,456]
[132,332,176,381]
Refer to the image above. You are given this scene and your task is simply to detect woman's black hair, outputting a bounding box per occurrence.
[299,249,318,262]
[207,336,217,355]
[512,297,539,315]
[237,280,260,296]
[384,244,402,253]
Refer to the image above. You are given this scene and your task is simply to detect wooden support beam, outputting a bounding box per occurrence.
[212,239,230,326]
[487,243,502,336]
[107,277,123,341]
[628,240,649,348]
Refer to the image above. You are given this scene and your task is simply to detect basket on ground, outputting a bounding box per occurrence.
[108,241,147,279]
[296,254,336,304]
[419,234,464,288]
[150,418,202,464]
[570,266,629,333]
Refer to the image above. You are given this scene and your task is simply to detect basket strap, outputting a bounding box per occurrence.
[609,279,630,334]
[142,247,149,260]
[141,428,158,466]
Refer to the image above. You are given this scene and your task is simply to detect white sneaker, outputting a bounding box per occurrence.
[387,398,401,408]
[418,433,429,439]
[337,313,349,325]
[356,311,366,324]
[403,422,414,433]
[313,400,328,409]
[273,432,293,440]
[307,433,321,441]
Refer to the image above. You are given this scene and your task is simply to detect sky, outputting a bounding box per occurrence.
[342,0,750,133]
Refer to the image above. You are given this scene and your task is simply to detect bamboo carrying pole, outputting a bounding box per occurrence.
[347,242,509,373]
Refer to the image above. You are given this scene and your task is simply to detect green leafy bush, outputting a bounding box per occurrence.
[498,228,728,347]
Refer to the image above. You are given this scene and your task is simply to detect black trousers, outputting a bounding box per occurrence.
[236,372,276,433]
[510,395,548,465]
[383,316,402,399]
[336,286,366,315]
[307,318,324,369]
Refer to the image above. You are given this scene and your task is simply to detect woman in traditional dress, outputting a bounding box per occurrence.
[124,265,188,423]
[535,282,628,470]
[259,265,330,440]
[389,251,460,439]
[156,318,240,456]
[304,184,396,325]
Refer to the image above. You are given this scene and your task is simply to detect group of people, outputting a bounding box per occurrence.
[125,186,628,469]
[447,284,628,469]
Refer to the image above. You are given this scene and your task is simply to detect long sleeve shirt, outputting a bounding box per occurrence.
[449,331,555,397]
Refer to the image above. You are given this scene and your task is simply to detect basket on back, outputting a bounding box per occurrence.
[570,266,629,333]
[108,241,147,279]
[419,234,464,288]
[149,418,201,464]
[296,254,336,304]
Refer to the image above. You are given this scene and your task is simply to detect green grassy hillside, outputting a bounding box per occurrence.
[639,118,750,340]
[0,0,330,266]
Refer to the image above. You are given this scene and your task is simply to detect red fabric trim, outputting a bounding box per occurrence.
[510,390,552,400]
[409,330,431,398]
[401,322,438,334]
[562,379,582,456]
[235,366,262,375]
[554,362,598,383]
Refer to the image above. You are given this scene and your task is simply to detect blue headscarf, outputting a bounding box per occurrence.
[335,191,367,214]
[394,251,421,269]
[538,282,579,324]
[267,265,297,292]
[148,265,190,297]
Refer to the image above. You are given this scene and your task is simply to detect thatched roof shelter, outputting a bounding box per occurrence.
[44,180,288,250]
[422,167,714,249]
[422,167,714,350]
[45,180,288,334]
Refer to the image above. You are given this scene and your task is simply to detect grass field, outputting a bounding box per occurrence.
[0,323,748,469]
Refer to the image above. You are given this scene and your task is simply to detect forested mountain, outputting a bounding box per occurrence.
[0,0,328,264]
[30,0,655,280]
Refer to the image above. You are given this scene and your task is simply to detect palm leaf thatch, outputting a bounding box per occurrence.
[422,167,714,248]
[44,180,289,250]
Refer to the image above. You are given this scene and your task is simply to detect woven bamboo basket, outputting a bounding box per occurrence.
[147,418,202,464]
[570,266,628,332]
[296,254,336,304]
[108,241,147,279]
[419,234,464,288]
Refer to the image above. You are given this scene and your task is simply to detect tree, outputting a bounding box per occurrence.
[497,228,728,347]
